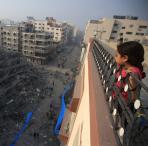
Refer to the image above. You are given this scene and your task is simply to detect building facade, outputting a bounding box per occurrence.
[0,17,75,64]
[1,25,22,52]
[0,23,55,65]
[22,31,54,64]
[33,17,74,45]
[84,16,148,45]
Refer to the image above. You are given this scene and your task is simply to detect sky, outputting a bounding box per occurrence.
[0,0,147,30]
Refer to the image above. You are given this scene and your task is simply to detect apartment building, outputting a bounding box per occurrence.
[22,31,54,65]
[0,22,55,65]
[84,16,148,45]
[33,17,74,45]
[0,17,75,64]
[1,25,22,52]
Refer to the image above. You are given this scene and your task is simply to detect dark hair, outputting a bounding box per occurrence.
[117,41,144,71]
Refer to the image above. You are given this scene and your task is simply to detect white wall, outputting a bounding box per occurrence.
[67,43,91,146]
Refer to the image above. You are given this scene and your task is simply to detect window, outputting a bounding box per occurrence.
[136,33,144,36]
[112,31,117,33]
[139,25,147,29]
[24,34,28,37]
[126,32,132,35]
[110,37,115,39]
[114,23,118,26]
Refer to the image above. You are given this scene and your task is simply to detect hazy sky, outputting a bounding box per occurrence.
[0,0,147,30]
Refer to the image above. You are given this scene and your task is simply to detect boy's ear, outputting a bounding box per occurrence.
[123,55,128,62]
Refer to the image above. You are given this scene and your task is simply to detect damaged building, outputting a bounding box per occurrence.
[22,30,54,65]
[1,25,22,52]
[0,23,55,65]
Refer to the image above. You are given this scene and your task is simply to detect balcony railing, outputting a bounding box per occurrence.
[92,40,148,146]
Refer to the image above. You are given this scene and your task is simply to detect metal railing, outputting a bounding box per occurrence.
[92,40,148,146]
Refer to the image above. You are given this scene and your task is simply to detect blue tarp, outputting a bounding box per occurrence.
[9,82,73,145]
[54,94,66,135]
[10,112,33,146]
[54,82,73,135]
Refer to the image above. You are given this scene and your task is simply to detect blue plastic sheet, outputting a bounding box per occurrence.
[54,82,74,135]
[54,94,66,135]
[10,112,33,146]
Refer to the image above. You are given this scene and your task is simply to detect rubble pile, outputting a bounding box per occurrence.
[0,50,51,144]
[0,43,82,145]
